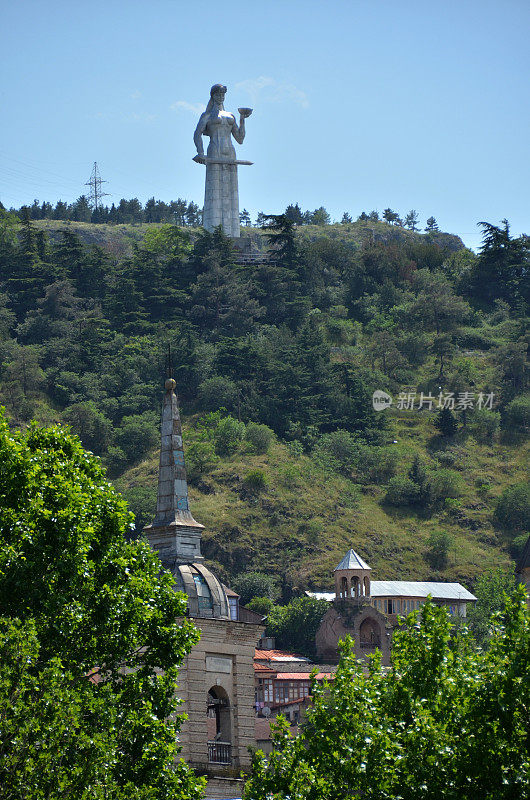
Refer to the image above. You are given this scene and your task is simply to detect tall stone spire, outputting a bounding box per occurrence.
[143,378,204,568]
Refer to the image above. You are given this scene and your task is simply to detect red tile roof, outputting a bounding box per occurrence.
[254,662,275,673]
[255,649,309,661]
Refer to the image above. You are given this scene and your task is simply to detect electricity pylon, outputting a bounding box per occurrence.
[85,162,110,210]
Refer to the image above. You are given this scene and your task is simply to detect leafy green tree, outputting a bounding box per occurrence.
[426,529,452,570]
[495,482,530,531]
[467,567,516,643]
[261,213,299,270]
[185,438,219,482]
[198,376,239,412]
[502,395,530,435]
[213,415,246,456]
[341,211,353,223]
[384,476,421,506]
[245,591,530,800]
[265,596,329,657]
[313,429,360,475]
[428,469,463,501]
[62,401,112,455]
[425,216,439,232]
[408,453,431,503]
[0,414,203,800]
[114,412,158,463]
[239,208,251,226]
[232,571,279,605]
[383,207,400,225]
[308,207,331,226]
[246,596,274,615]
[469,407,500,442]
[69,195,92,222]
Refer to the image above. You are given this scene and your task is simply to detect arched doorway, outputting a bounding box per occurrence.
[359,617,381,650]
[207,686,232,765]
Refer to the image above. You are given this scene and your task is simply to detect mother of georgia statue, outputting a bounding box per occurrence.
[193,84,252,238]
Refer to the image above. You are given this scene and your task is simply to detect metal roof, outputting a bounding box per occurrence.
[370,581,476,601]
[335,549,371,572]
[307,581,476,602]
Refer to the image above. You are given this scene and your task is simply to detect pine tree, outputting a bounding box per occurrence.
[425,216,439,232]
[435,406,458,437]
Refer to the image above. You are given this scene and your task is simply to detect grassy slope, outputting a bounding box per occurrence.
[116,408,527,593]
[33,218,465,257]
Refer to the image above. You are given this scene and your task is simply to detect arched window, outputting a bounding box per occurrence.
[193,572,213,612]
[340,576,348,598]
[359,617,381,649]
[207,687,231,765]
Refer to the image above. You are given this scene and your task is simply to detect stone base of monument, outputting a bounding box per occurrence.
[229,234,274,266]
[229,236,252,254]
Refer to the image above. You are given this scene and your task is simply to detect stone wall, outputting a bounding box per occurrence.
[204,775,245,799]
[177,617,262,770]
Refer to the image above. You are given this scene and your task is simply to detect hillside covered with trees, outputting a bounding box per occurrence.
[0,209,528,596]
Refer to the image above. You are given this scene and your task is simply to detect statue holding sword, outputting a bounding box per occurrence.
[193,83,253,237]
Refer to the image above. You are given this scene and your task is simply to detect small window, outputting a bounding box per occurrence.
[193,573,213,610]
[228,596,238,621]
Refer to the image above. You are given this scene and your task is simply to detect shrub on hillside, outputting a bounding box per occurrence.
[435,407,458,437]
[495,482,530,531]
[213,416,245,456]
[429,469,464,501]
[426,529,452,570]
[469,408,500,442]
[245,422,274,454]
[384,477,420,507]
[502,395,530,435]
[185,439,218,481]
[358,446,399,484]
[104,445,128,476]
[242,469,268,494]
[313,430,361,475]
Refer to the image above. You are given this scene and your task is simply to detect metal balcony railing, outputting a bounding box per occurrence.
[208,741,232,765]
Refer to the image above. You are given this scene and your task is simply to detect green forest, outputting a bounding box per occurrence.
[0,208,528,596]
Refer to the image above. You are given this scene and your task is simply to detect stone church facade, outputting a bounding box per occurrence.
[143,379,263,782]
[313,549,476,666]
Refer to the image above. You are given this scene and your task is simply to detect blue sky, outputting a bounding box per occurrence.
[1,0,529,249]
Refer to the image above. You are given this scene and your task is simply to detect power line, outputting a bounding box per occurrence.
[84,162,110,211]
